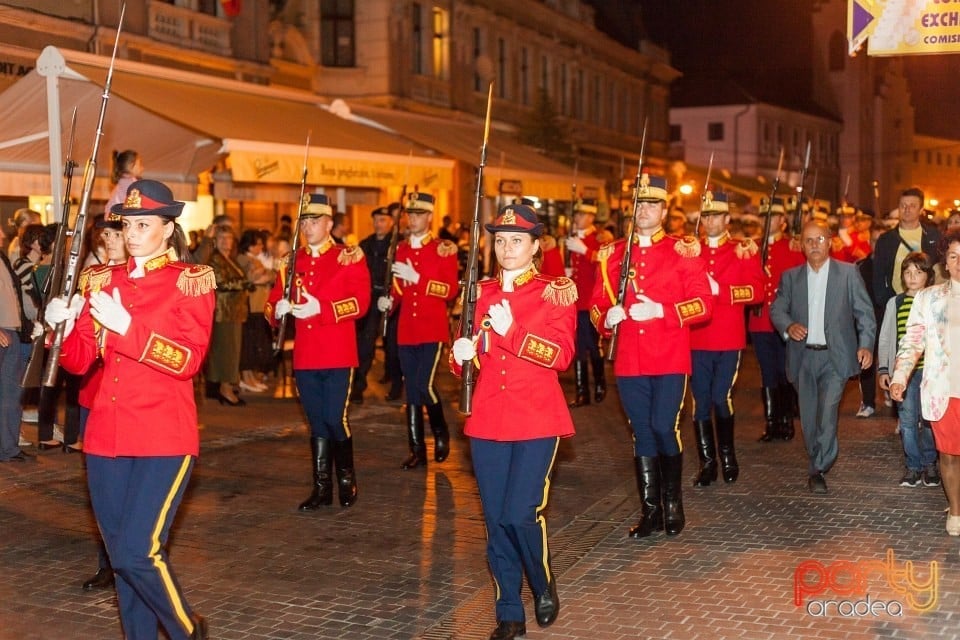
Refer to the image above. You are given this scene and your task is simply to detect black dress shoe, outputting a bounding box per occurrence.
[37,440,63,451]
[534,579,559,627]
[489,620,526,640]
[808,472,828,494]
[0,452,30,462]
[189,613,208,639]
[217,392,246,407]
[82,567,114,591]
[385,387,403,402]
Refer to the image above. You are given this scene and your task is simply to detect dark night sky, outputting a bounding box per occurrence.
[587,0,960,139]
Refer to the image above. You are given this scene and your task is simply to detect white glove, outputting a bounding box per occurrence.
[564,267,574,278]
[628,295,664,322]
[90,288,132,336]
[377,296,393,312]
[31,321,43,340]
[391,259,421,284]
[487,299,513,336]
[275,299,292,318]
[291,291,321,319]
[565,236,588,255]
[45,293,85,338]
[604,305,627,329]
[452,337,477,363]
[708,274,720,296]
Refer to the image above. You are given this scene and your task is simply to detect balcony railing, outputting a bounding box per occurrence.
[148,1,232,57]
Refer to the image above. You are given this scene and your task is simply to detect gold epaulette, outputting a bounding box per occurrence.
[540,275,578,306]
[674,235,702,258]
[337,244,365,266]
[789,236,803,252]
[78,263,114,295]
[437,239,459,258]
[539,234,557,251]
[176,264,216,296]
[735,237,759,259]
[597,241,617,262]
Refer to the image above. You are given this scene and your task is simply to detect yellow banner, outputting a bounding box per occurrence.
[853,0,960,56]
[228,148,453,190]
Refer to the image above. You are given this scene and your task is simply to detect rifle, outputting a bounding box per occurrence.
[43,6,125,387]
[457,82,493,416]
[872,179,882,219]
[616,156,625,238]
[790,140,812,238]
[607,117,647,363]
[381,166,409,338]
[22,107,78,389]
[693,152,715,238]
[842,172,851,208]
[758,146,785,271]
[564,159,579,268]
[272,131,312,357]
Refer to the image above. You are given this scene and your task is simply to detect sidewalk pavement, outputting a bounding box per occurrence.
[1,348,957,640]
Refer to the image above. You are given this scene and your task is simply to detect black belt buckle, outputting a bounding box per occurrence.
[805,344,828,351]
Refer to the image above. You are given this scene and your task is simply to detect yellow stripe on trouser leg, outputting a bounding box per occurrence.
[149,455,194,635]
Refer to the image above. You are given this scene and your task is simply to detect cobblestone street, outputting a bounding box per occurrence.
[1,348,955,639]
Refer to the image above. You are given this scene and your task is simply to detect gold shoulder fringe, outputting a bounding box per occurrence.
[437,239,459,258]
[539,234,557,251]
[542,276,578,306]
[674,236,702,258]
[177,265,216,296]
[789,236,803,252]
[597,242,616,262]
[337,245,365,265]
[736,237,759,259]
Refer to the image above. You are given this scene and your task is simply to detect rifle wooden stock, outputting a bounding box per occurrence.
[458,83,493,416]
[43,9,124,387]
[273,132,311,357]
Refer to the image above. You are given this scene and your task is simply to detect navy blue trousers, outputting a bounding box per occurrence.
[574,310,601,360]
[471,436,559,623]
[690,350,742,420]
[750,330,789,388]
[294,368,353,440]
[399,342,443,406]
[618,374,687,457]
[86,455,197,640]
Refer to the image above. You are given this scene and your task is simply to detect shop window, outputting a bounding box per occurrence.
[432,7,449,80]
[321,0,355,68]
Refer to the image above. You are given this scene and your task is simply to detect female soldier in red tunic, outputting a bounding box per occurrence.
[47,180,214,640]
[451,203,577,640]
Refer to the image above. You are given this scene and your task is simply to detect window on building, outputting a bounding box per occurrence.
[540,54,549,91]
[521,47,529,106]
[707,122,724,141]
[828,31,846,71]
[431,7,449,80]
[608,82,616,128]
[948,154,952,167]
[776,124,784,147]
[593,75,602,125]
[670,124,682,142]
[412,3,422,75]
[927,150,933,164]
[473,27,483,92]
[320,0,355,68]
[573,69,583,119]
[497,38,506,99]
[937,151,942,165]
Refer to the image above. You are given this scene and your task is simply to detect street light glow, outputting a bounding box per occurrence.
[679,184,693,195]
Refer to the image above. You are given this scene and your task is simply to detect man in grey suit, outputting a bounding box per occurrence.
[771,220,876,493]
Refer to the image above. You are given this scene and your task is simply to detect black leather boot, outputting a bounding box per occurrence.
[401,404,428,469]
[758,387,778,442]
[661,453,685,536]
[779,383,797,441]
[332,437,358,507]
[591,354,607,403]
[628,456,664,538]
[298,437,333,510]
[425,402,450,463]
[715,414,739,483]
[692,419,718,487]
[568,360,590,408]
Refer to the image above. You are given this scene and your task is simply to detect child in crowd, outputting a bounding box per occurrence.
[878,252,940,487]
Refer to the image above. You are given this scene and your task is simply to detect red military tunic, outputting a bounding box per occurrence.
[392,234,459,344]
[452,267,577,441]
[690,233,765,351]
[569,227,601,311]
[266,239,370,370]
[830,228,872,263]
[59,250,216,457]
[589,229,713,377]
[747,234,805,333]
[537,235,566,278]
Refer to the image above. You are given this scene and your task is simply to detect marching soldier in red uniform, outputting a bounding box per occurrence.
[267,193,371,510]
[590,174,713,539]
[748,197,805,442]
[689,192,764,486]
[48,179,215,640]
[564,198,606,407]
[378,192,459,468]
[451,202,576,640]
[831,204,873,263]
